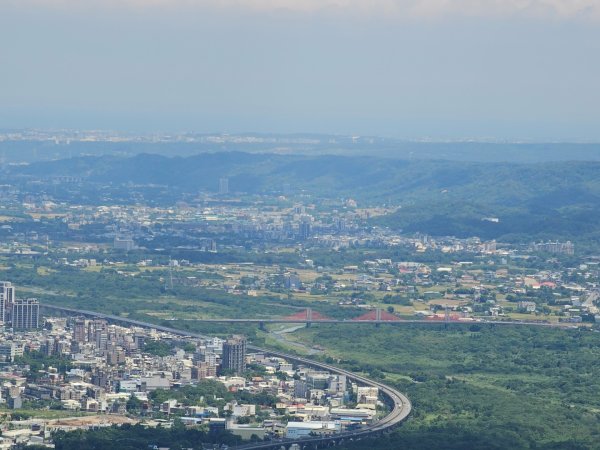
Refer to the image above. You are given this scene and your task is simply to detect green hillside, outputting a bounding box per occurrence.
[9,153,600,243]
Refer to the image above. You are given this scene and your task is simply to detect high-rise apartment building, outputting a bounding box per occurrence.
[73,319,87,343]
[299,221,311,240]
[114,236,135,251]
[219,177,229,195]
[0,281,15,324]
[11,299,39,330]
[87,319,108,342]
[221,335,247,374]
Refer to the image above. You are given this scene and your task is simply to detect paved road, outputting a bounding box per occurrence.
[270,325,323,355]
[41,304,412,449]
[583,290,599,315]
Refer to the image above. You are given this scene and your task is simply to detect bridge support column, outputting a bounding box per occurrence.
[444,305,450,329]
[306,307,313,328]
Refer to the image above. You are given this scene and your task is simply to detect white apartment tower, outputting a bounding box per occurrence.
[219,177,229,195]
[0,281,15,324]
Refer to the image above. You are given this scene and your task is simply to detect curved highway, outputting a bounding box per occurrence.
[41,304,412,449]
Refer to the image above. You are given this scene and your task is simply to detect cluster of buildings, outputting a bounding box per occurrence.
[1,199,363,251]
[0,283,380,447]
[0,186,580,272]
[45,240,598,326]
[530,241,575,255]
[216,353,380,440]
[0,282,40,331]
[388,257,600,323]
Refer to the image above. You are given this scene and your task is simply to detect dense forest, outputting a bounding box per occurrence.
[296,324,600,449]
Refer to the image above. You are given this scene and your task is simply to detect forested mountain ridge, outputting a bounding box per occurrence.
[2,137,600,163]
[8,153,600,243]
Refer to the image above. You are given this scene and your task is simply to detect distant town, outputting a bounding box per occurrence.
[0,182,592,326]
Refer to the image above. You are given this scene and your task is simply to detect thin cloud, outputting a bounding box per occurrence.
[8,0,600,19]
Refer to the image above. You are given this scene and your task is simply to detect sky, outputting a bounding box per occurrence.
[1,0,600,140]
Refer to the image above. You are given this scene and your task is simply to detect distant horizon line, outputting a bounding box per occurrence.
[1,128,599,145]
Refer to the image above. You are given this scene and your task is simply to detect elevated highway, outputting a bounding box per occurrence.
[41,304,571,328]
[41,303,412,449]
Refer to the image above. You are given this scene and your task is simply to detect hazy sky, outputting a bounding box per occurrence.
[1,0,600,140]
